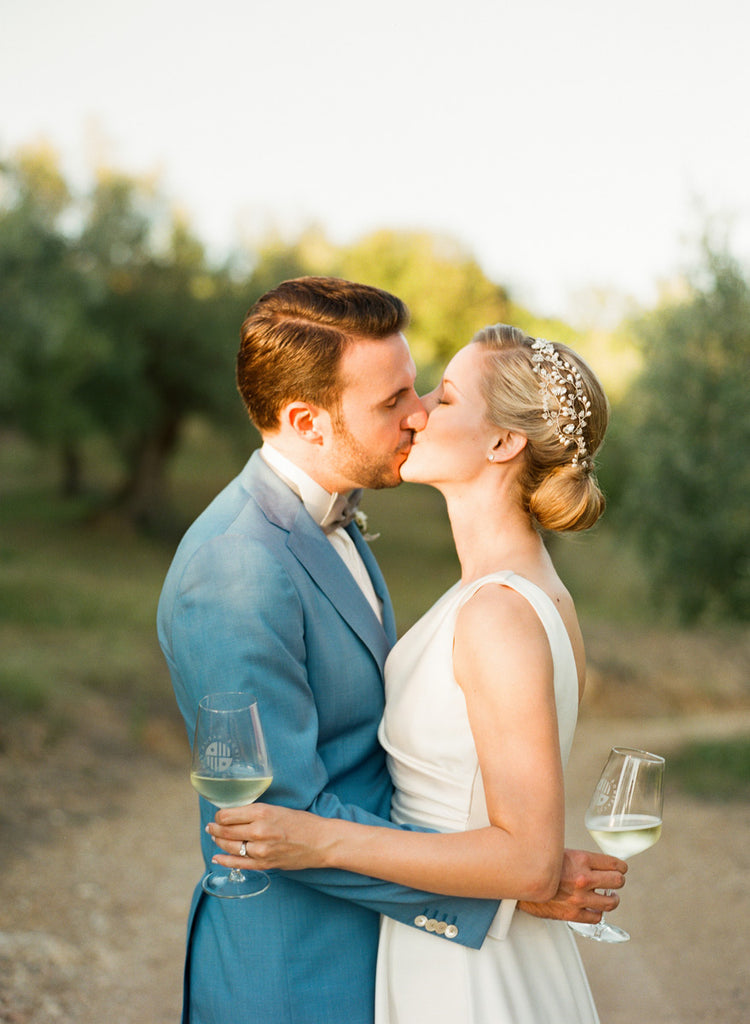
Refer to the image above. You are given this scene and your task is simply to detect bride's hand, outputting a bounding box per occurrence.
[206,803,334,871]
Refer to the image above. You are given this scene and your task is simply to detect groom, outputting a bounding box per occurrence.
[158,277,626,1024]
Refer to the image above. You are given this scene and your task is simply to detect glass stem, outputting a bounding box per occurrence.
[594,888,614,935]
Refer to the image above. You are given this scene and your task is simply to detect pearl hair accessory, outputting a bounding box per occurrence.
[530,339,591,467]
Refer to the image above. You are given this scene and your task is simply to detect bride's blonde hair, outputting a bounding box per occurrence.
[472,324,609,532]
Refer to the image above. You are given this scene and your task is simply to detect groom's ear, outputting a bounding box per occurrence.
[283,401,328,444]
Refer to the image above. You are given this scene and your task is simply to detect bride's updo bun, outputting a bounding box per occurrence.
[472,324,609,533]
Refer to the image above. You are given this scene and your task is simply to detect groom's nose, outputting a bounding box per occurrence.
[401,394,428,433]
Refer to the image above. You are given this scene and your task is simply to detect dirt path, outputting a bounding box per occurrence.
[2,710,749,1023]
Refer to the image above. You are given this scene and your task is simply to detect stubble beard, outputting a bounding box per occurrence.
[330,420,412,490]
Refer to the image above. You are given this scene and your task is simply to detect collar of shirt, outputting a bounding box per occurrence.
[260,442,361,532]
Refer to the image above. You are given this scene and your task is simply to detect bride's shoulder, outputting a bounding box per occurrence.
[455,579,548,648]
[452,583,553,700]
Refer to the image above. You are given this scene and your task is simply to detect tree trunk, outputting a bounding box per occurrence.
[113,416,181,532]
[59,443,84,498]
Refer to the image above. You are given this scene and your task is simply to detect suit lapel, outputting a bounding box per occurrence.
[287,523,392,671]
[244,453,394,670]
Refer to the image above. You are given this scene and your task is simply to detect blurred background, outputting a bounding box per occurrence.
[1,1,749,1021]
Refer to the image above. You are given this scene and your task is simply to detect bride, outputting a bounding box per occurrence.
[209,324,612,1022]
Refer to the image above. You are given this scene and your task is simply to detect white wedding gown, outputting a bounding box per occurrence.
[375,571,599,1024]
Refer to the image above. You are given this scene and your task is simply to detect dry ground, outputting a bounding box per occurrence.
[1,701,749,1023]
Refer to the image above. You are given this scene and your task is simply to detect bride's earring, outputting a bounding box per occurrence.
[487,453,495,462]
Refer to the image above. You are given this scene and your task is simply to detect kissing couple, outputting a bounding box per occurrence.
[158,276,624,1023]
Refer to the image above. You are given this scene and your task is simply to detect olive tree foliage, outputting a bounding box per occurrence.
[615,242,750,622]
[76,170,247,525]
[0,148,247,526]
[0,146,106,493]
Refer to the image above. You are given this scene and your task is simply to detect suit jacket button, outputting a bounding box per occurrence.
[435,921,448,935]
[444,925,459,939]
[414,915,428,928]
[425,919,438,932]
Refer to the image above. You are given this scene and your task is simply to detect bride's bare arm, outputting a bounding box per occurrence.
[208,805,625,918]
[209,586,591,902]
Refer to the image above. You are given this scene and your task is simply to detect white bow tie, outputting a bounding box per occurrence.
[319,489,363,534]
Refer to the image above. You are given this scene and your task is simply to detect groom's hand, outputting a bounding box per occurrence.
[517,848,627,923]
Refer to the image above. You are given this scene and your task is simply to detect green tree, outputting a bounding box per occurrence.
[0,153,250,526]
[0,146,105,495]
[77,169,248,527]
[616,242,750,621]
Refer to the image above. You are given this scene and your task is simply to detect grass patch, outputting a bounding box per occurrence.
[1,437,177,742]
[668,737,750,802]
[0,666,50,714]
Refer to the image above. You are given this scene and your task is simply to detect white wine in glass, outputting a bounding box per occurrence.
[569,746,664,943]
[190,692,273,899]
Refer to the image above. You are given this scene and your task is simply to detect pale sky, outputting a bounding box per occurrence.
[2,0,749,320]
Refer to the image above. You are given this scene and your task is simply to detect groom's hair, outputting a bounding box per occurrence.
[237,276,409,431]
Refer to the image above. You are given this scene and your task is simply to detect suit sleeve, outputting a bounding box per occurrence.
[162,533,499,949]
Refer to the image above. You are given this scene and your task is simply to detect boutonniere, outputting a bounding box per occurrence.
[353,509,380,542]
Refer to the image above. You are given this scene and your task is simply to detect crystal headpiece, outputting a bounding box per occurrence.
[530,338,591,467]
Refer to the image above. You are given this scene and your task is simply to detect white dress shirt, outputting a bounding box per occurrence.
[260,443,383,623]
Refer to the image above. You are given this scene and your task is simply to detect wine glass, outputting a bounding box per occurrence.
[190,692,273,899]
[569,746,664,943]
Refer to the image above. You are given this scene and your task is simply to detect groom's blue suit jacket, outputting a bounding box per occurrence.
[157,451,498,1024]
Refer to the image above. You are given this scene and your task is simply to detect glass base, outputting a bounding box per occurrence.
[202,868,270,899]
[568,919,630,943]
